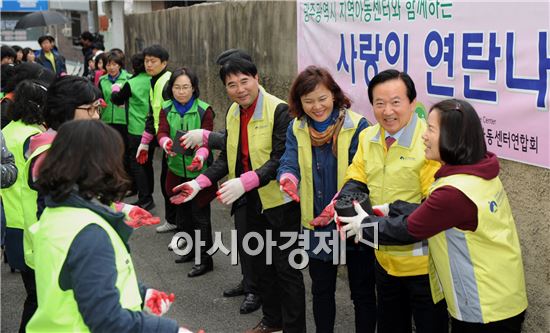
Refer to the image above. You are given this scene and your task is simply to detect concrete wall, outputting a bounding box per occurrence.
[124,1,549,332]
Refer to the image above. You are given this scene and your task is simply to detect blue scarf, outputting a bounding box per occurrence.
[108,72,120,83]
[173,97,196,117]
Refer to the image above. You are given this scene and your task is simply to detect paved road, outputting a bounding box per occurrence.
[1,151,356,332]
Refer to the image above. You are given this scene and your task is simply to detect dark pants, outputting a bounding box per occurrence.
[309,248,377,333]
[19,266,37,333]
[109,124,134,191]
[258,201,306,333]
[127,134,154,203]
[375,261,449,333]
[451,312,525,333]
[160,153,177,225]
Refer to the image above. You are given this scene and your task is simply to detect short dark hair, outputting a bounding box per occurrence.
[106,50,125,69]
[430,98,487,165]
[130,52,145,74]
[22,47,34,62]
[92,41,105,51]
[5,62,55,93]
[80,31,94,42]
[11,45,22,53]
[10,79,48,125]
[43,76,101,130]
[1,64,16,90]
[164,67,200,100]
[367,69,417,104]
[1,45,16,61]
[143,44,169,62]
[288,65,351,118]
[219,57,257,84]
[216,49,253,66]
[37,35,55,45]
[37,119,130,205]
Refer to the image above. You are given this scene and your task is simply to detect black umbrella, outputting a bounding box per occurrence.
[14,10,69,30]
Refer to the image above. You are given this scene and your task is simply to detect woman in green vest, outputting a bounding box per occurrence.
[157,67,216,277]
[27,119,185,333]
[339,99,527,332]
[2,79,49,332]
[276,66,374,333]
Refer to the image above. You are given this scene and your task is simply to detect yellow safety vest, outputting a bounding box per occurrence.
[293,109,364,228]
[150,71,171,132]
[1,120,42,230]
[344,114,440,276]
[26,206,142,332]
[427,174,528,323]
[226,86,291,210]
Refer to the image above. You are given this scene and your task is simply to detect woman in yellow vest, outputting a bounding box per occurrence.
[339,98,527,332]
[157,67,216,277]
[27,119,189,333]
[277,66,373,332]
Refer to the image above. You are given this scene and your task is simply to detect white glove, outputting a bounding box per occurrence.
[181,129,204,149]
[170,179,202,204]
[136,143,149,159]
[162,138,176,156]
[372,203,390,216]
[178,328,193,333]
[143,288,174,317]
[217,178,245,205]
[337,201,370,243]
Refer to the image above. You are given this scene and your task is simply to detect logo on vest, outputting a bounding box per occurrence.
[489,200,498,213]
[399,156,416,161]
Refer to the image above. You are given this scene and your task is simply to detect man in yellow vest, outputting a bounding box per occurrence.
[337,70,448,332]
[170,52,306,333]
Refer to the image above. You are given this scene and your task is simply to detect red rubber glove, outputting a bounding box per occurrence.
[115,203,160,228]
[279,173,300,202]
[136,132,154,165]
[372,203,390,217]
[171,180,201,205]
[144,289,175,316]
[186,147,209,171]
[160,137,176,157]
[310,200,336,227]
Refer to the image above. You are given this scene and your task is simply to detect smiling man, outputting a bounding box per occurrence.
[169,51,305,333]
[339,69,448,333]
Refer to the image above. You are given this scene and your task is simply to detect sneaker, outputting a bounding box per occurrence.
[156,222,178,233]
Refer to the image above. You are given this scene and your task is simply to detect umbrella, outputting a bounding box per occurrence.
[14,10,69,30]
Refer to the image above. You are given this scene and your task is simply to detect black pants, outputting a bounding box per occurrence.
[309,248,377,333]
[175,192,213,263]
[160,153,177,225]
[109,124,134,191]
[258,201,306,333]
[127,134,154,203]
[19,266,37,333]
[375,260,449,333]
[451,312,525,333]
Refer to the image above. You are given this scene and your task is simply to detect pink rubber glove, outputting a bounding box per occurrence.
[114,202,160,228]
[170,175,212,204]
[186,147,209,171]
[159,137,176,157]
[111,83,121,93]
[136,132,154,165]
[217,171,259,205]
[279,173,300,202]
[144,289,175,316]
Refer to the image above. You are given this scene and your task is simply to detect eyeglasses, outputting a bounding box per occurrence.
[76,99,103,117]
[172,85,192,92]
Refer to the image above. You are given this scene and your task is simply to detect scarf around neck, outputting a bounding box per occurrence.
[308,108,346,157]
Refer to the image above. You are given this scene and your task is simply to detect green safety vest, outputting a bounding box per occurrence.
[226,87,291,211]
[293,109,364,229]
[99,70,130,125]
[127,72,152,135]
[150,71,171,132]
[1,120,42,230]
[26,205,142,332]
[165,99,211,178]
[427,174,528,323]
[21,143,51,269]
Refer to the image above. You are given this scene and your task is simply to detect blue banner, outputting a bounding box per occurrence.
[0,0,48,12]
